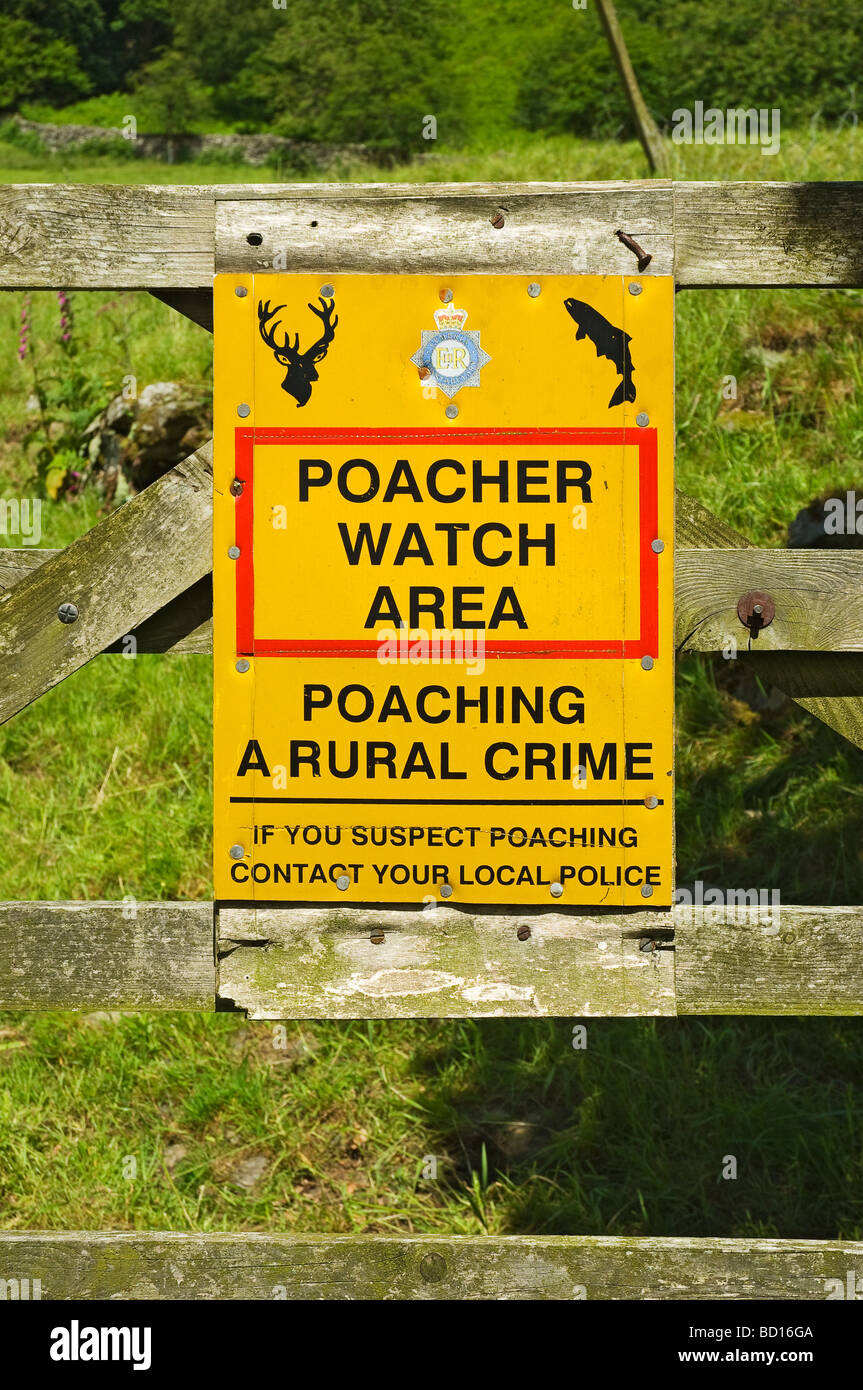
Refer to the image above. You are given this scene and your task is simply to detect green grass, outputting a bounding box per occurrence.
[1,128,863,1240]
[1,1014,862,1238]
[0,122,860,184]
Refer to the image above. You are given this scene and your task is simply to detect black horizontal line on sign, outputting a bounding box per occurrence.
[228,797,663,807]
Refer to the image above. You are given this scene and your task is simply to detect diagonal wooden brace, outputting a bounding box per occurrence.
[0,441,212,725]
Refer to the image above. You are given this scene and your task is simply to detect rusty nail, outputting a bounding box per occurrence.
[370,929,385,945]
[230,478,244,497]
[490,211,505,229]
[517,924,531,941]
[737,590,775,636]
[616,229,652,272]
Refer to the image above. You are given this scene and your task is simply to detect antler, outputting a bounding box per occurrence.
[306,297,338,361]
[257,300,300,363]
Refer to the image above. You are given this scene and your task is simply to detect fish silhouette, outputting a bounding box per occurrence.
[563,297,635,408]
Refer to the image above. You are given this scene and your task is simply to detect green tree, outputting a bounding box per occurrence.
[243,0,466,153]
[132,47,210,143]
[0,17,91,110]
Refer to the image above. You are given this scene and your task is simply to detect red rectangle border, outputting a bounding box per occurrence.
[233,426,660,660]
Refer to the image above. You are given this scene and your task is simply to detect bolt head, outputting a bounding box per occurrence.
[550,882,564,898]
[439,288,453,303]
[237,403,251,418]
[641,655,654,670]
[445,404,459,420]
[629,282,643,296]
[490,212,505,229]
[418,365,431,380]
[440,883,454,898]
[737,590,776,631]
[229,844,245,860]
[641,884,654,898]
[236,659,250,673]
[320,283,334,298]
[636,412,650,427]
[228,545,241,560]
[527,282,541,297]
[651,538,664,553]
[234,285,248,297]
[336,874,350,891]
[57,602,78,624]
[230,478,244,497]
[644,795,659,809]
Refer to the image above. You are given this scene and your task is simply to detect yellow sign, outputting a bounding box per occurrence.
[214,274,674,907]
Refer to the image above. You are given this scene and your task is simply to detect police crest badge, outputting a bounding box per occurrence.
[410,302,491,397]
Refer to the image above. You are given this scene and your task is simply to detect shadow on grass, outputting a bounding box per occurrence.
[675,655,863,902]
[408,1016,863,1240]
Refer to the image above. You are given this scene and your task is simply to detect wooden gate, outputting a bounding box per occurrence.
[1,179,862,1297]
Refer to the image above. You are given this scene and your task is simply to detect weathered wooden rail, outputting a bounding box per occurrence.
[0,1232,858,1299]
[3,182,863,287]
[0,901,860,1017]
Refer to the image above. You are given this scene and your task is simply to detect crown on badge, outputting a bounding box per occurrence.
[433,304,468,331]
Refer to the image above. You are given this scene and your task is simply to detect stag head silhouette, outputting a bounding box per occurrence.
[258,296,338,407]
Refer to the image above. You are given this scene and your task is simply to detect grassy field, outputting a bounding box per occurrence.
[1,129,863,1239]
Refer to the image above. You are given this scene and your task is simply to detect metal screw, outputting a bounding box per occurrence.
[490,211,505,229]
[644,795,659,809]
[636,412,650,427]
[230,478,244,497]
[320,283,334,298]
[445,404,459,419]
[370,929,385,945]
[439,288,453,303]
[336,874,350,891]
[228,545,240,560]
[628,282,643,296]
[237,403,251,418]
[236,659,250,673]
[641,884,654,898]
[517,924,531,941]
[234,286,248,297]
[418,365,431,380]
[550,882,564,898]
[616,229,652,273]
[440,883,454,899]
[229,844,245,860]
[641,655,654,670]
[651,538,664,553]
[527,282,541,297]
[58,602,78,624]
